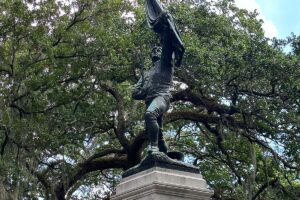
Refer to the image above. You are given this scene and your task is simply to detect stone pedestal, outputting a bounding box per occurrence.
[111,167,213,200]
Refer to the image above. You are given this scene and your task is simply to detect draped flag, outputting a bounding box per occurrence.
[145,0,185,67]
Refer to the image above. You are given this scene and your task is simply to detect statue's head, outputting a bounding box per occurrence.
[151,46,162,62]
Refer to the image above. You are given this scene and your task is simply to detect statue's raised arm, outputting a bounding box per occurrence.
[145,0,185,67]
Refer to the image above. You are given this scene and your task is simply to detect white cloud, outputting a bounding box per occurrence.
[235,0,278,38]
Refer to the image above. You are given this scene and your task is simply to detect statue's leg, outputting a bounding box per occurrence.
[145,96,169,153]
[157,115,168,153]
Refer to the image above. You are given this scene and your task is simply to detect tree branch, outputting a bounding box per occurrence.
[172,88,241,115]
[252,178,279,200]
[99,81,130,149]
[0,126,9,156]
[26,163,53,197]
[52,3,90,47]
[165,110,254,130]
[0,68,12,76]
[203,122,243,185]
[55,154,127,200]
[241,130,300,171]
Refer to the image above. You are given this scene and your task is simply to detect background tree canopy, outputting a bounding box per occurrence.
[0,0,299,199]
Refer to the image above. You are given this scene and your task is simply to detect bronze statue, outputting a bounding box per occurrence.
[132,0,185,154]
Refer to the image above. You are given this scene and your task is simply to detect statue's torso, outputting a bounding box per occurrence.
[144,60,173,101]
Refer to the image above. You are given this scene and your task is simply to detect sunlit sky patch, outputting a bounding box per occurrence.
[235,0,300,39]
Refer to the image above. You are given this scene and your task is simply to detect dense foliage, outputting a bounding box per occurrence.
[0,0,299,199]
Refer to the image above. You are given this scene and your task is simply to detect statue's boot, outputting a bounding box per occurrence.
[158,140,168,153]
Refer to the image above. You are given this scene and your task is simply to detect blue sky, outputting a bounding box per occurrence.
[235,0,300,39]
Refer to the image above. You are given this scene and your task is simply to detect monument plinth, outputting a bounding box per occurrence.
[111,153,213,200]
